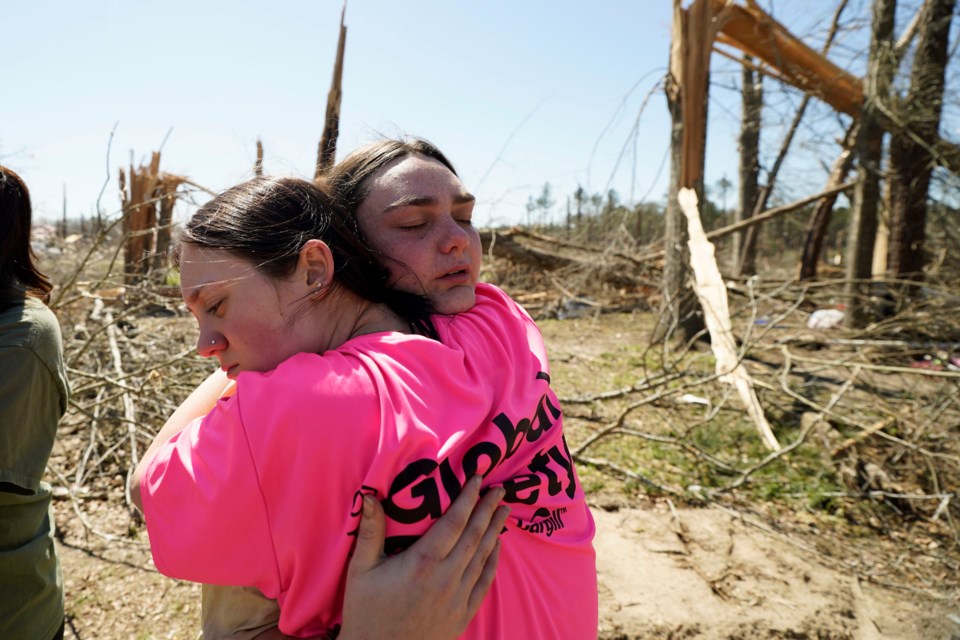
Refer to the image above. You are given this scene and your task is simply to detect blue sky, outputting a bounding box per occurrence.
[1,1,899,227]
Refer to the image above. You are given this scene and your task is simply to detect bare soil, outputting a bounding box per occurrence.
[53,307,960,640]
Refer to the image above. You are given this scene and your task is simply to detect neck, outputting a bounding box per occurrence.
[322,287,409,349]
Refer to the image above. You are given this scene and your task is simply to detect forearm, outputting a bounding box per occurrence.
[251,627,303,640]
[131,368,232,511]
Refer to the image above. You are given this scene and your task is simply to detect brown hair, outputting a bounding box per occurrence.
[175,176,436,337]
[0,165,53,306]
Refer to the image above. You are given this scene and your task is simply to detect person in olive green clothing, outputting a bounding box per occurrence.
[0,165,69,640]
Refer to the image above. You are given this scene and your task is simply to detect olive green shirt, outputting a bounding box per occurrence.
[0,296,69,640]
[201,583,281,640]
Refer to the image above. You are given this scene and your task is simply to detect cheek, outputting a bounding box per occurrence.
[231,308,284,346]
[241,327,293,371]
[468,231,483,276]
[379,236,432,281]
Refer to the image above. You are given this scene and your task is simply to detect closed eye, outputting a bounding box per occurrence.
[207,300,223,315]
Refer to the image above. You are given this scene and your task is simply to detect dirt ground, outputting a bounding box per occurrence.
[53,307,960,640]
[592,502,958,639]
[54,495,960,640]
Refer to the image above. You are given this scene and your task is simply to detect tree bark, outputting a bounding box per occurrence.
[652,0,712,345]
[254,138,264,177]
[651,67,692,344]
[844,0,896,328]
[735,57,762,272]
[886,0,955,287]
[798,124,857,280]
[152,175,185,275]
[736,0,850,278]
[121,152,161,284]
[315,6,347,178]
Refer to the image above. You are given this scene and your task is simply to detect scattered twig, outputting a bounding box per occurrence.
[560,371,683,404]
[572,454,682,495]
[831,416,897,457]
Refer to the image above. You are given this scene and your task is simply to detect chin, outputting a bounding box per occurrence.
[434,288,476,315]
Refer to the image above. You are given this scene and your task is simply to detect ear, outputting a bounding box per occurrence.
[298,239,335,291]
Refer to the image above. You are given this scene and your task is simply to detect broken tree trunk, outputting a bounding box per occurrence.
[120,152,161,284]
[735,56,762,272]
[798,124,857,280]
[652,52,692,344]
[886,0,955,288]
[844,0,896,328]
[316,4,347,179]
[152,174,186,274]
[120,152,186,282]
[736,0,850,278]
[712,0,862,115]
[652,0,717,345]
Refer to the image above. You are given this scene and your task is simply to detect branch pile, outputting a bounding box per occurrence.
[479,227,663,317]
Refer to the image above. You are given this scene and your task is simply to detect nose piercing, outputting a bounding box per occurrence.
[210,339,216,345]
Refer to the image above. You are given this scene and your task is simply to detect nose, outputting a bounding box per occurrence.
[439,216,470,255]
[196,327,224,358]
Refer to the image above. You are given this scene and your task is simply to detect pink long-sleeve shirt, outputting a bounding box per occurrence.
[141,284,597,638]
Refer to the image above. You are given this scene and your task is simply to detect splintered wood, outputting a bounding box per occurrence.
[315,3,347,178]
[678,187,780,451]
[119,151,184,283]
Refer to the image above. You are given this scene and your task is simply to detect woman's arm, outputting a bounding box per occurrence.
[130,369,231,512]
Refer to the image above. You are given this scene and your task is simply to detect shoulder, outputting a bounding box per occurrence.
[223,336,450,460]
[0,297,67,396]
[234,333,451,402]
[474,282,530,316]
[0,297,62,347]
[470,284,539,333]
[436,283,542,348]
[430,283,532,334]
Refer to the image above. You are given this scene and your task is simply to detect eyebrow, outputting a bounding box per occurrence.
[182,281,222,308]
[381,192,476,214]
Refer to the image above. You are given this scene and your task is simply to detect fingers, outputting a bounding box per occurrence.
[467,538,502,616]
[448,485,506,565]
[348,495,387,574]
[415,475,483,559]
[460,503,509,592]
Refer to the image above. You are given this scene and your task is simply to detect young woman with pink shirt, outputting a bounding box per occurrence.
[132,140,598,639]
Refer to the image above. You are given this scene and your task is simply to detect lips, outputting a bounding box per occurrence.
[439,266,471,284]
